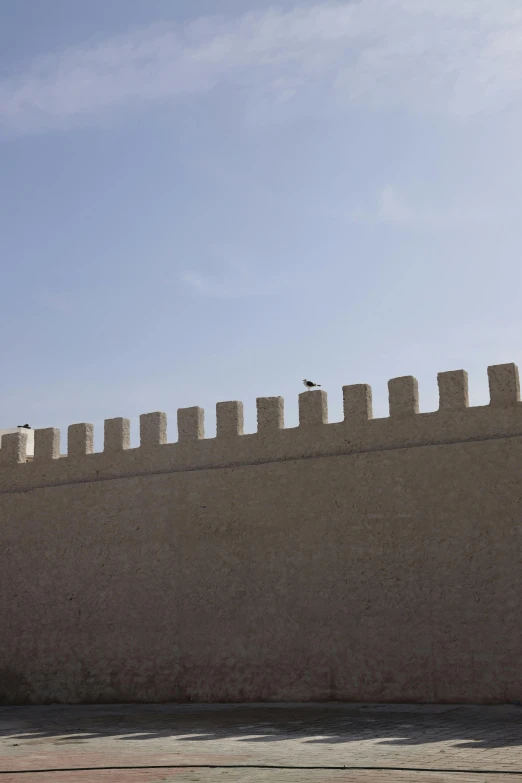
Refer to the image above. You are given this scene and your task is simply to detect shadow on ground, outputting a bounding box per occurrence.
[1,704,521,751]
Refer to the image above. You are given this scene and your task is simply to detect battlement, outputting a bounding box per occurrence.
[1,362,521,493]
[3,361,522,705]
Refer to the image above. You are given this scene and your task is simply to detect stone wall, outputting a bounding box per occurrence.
[1,364,521,704]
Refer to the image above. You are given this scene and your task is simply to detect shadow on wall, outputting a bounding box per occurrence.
[1,704,522,750]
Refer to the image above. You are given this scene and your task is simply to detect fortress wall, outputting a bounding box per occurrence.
[0,364,520,704]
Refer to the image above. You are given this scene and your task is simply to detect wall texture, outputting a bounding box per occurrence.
[1,364,521,704]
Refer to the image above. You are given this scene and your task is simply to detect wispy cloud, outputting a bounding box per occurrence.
[180,255,278,299]
[180,271,262,299]
[32,290,82,316]
[348,185,522,226]
[2,1,522,133]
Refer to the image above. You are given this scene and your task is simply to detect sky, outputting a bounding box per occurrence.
[2,0,522,447]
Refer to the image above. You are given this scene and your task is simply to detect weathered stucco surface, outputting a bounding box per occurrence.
[0,364,521,704]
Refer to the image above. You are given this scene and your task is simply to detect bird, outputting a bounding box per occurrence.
[17,424,31,429]
[302,379,321,390]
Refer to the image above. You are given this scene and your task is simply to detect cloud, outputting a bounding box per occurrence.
[180,255,277,299]
[32,290,82,316]
[180,271,257,299]
[2,1,522,133]
[347,185,522,226]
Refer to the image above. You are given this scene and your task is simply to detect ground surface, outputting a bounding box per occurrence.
[0,703,521,782]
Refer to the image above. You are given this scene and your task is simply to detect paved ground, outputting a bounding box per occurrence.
[0,703,522,782]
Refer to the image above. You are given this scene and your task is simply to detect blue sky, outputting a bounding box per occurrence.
[2,0,522,446]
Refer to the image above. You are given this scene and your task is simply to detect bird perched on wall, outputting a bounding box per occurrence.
[302,379,321,390]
